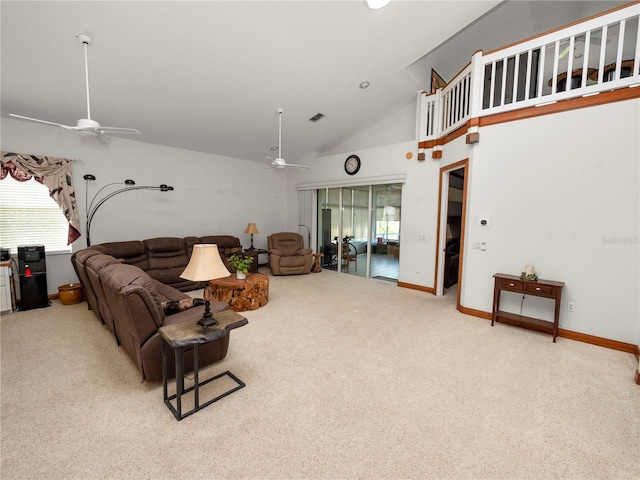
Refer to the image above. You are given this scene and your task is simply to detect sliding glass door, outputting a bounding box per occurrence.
[370,184,401,280]
[317,183,401,280]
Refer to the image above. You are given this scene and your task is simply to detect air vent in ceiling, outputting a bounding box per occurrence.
[309,113,325,123]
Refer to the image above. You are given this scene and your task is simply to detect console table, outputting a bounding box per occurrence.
[491,273,564,342]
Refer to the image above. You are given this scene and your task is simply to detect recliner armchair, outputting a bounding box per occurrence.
[267,232,313,275]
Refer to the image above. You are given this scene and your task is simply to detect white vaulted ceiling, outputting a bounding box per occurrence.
[1,1,621,164]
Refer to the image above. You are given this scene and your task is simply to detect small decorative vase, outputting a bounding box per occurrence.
[236,271,247,280]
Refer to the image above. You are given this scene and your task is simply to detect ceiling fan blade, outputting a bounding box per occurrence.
[283,163,311,169]
[9,114,76,129]
[96,133,111,145]
[269,158,310,170]
[97,127,142,135]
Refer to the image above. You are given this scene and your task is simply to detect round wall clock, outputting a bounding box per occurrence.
[344,155,361,175]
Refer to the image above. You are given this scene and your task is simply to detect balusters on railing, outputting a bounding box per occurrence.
[418,91,439,141]
[417,3,639,146]
[615,19,626,81]
[440,68,472,136]
[597,25,608,84]
[524,49,533,100]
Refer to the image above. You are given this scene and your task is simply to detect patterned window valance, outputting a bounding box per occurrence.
[0,151,81,244]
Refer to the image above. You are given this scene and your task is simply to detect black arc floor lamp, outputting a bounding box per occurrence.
[84,174,174,246]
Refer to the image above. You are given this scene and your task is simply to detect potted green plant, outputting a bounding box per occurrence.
[228,254,254,280]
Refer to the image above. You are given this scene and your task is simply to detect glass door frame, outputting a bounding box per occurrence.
[298,173,407,279]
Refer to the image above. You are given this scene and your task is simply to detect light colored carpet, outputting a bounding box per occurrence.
[1,269,638,480]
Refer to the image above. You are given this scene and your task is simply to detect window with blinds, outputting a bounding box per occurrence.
[0,175,72,254]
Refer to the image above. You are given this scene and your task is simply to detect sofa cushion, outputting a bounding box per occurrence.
[99,263,165,377]
[85,254,124,336]
[144,237,189,270]
[199,235,241,250]
[97,241,150,271]
[70,249,104,318]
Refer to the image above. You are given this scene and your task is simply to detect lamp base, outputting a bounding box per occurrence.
[197,314,219,328]
[197,300,219,328]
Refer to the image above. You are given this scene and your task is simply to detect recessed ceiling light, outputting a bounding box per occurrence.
[270,146,279,151]
[359,81,370,89]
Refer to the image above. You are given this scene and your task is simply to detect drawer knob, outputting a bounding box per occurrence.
[509,283,515,287]
[535,287,541,291]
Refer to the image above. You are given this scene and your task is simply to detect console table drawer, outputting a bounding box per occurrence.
[525,283,554,296]
[497,278,524,292]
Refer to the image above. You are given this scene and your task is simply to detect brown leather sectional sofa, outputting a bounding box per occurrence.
[71,235,254,381]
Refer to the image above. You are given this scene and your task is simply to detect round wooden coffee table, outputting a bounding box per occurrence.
[205,273,269,312]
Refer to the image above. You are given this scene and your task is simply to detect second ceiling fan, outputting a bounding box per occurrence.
[266,108,310,170]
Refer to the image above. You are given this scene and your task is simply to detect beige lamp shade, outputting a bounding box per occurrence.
[180,244,230,281]
[244,223,259,235]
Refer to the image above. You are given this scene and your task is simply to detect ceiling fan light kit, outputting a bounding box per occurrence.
[9,33,141,144]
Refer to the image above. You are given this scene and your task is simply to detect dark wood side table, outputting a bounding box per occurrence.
[159,310,248,421]
[491,273,564,342]
[245,248,268,268]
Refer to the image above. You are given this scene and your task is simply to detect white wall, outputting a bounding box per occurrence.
[290,96,639,346]
[288,138,442,289]
[460,99,639,344]
[1,118,288,293]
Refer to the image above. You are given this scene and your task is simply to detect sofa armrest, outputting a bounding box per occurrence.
[297,248,313,255]
[269,248,282,256]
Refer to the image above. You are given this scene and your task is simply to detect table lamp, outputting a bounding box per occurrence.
[180,244,231,327]
[244,223,259,250]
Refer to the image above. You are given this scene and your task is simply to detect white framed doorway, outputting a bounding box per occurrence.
[435,159,468,306]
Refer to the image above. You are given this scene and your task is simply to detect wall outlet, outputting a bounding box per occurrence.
[568,302,575,312]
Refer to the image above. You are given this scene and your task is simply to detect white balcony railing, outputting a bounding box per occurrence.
[419,2,640,143]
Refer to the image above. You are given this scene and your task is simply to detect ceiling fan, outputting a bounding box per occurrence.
[9,34,141,145]
[265,108,310,170]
